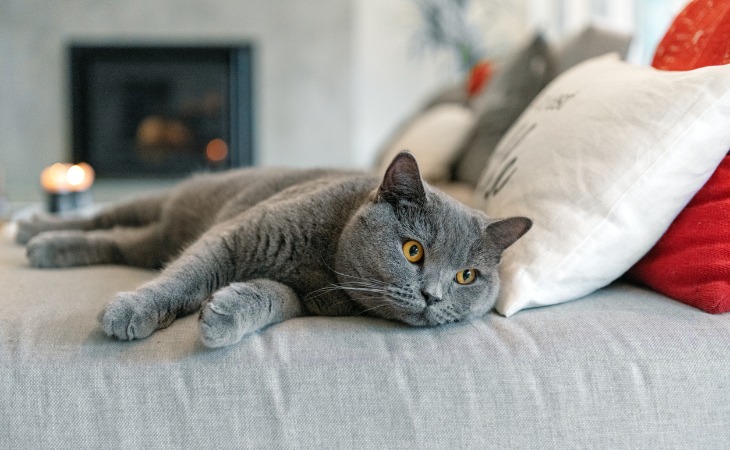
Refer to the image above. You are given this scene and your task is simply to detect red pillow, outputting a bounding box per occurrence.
[628,154,730,313]
[628,0,730,314]
[652,0,730,70]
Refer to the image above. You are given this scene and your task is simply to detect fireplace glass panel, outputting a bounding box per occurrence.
[70,45,253,178]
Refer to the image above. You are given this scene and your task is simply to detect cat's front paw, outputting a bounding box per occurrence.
[102,291,167,340]
[199,284,262,348]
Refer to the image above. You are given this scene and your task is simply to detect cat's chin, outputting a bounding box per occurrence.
[393,308,461,327]
[347,286,469,327]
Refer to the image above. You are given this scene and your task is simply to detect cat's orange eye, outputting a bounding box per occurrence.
[402,240,424,263]
[456,268,478,285]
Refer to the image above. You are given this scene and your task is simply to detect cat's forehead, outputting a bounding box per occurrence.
[398,191,486,246]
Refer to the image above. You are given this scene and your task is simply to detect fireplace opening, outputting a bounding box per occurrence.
[69,44,254,178]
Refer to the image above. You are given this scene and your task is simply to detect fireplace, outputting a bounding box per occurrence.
[69,44,254,178]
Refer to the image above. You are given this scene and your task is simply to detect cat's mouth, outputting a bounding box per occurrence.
[414,306,461,326]
[426,307,461,326]
[338,280,463,327]
[372,287,463,327]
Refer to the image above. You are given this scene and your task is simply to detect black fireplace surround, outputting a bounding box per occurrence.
[70,44,254,178]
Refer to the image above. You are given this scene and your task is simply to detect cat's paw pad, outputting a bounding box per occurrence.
[199,284,261,348]
[102,291,163,340]
[26,231,88,268]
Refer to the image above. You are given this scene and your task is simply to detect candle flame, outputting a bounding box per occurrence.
[40,162,95,193]
[66,165,85,186]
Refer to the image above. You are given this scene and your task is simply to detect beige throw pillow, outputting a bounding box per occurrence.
[378,104,475,183]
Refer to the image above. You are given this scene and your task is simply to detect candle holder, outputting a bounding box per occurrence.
[40,162,95,214]
[46,190,93,214]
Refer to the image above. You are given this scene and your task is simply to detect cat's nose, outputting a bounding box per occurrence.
[421,289,442,306]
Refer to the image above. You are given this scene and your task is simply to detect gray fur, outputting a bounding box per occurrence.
[200,279,305,347]
[18,152,531,347]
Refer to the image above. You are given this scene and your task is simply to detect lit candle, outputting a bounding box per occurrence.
[40,163,71,193]
[39,162,95,213]
[66,163,95,192]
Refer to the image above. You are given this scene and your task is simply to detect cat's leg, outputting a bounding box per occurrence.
[102,207,317,341]
[26,223,166,269]
[199,279,306,348]
[102,223,241,340]
[16,193,167,244]
[16,213,94,245]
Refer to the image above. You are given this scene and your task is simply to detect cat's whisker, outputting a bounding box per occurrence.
[303,288,336,302]
[390,295,423,310]
[306,282,358,297]
[328,283,387,293]
[318,280,385,291]
[353,302,391,317]
[330,291,392,317]
[318,259,389,287]
[338,286,387,295]
[304,282,387,302]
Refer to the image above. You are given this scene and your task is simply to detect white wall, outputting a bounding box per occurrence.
[0,0,355,201]
[527,0,687,63]
[351,0,455,168]
[0,0,689,203]
[0,0,528,202]
[350,0,528,168]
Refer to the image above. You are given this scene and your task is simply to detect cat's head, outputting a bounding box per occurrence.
[336,151,531,326]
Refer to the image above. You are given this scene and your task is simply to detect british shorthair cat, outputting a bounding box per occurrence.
[17,152,531,347]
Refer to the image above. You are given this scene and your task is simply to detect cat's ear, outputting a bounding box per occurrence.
[486,217,532,252]
[377,151,427,207]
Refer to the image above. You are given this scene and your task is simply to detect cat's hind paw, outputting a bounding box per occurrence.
[15,214,54,245]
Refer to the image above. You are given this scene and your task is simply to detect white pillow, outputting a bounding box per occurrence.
[379,104,475,182]
[475,54,730,316]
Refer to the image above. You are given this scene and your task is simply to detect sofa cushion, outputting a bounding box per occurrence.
[628,0,730,314]
[453,34,554,186]
[475,54,730,316]
[553,24,633,76]
[377,104,476,183]
[2,224,730,448]
[374,82,469,171]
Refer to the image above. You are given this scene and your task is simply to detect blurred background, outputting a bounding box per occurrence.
[0,0,686,205]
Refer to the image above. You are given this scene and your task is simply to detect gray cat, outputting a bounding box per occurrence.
[17,152,531,347]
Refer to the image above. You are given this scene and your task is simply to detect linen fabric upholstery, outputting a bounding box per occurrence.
[1,227,729,448]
